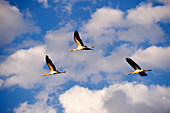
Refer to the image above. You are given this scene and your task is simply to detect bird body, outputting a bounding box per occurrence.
[41,55,66,77]
[68,31,94,52]
[125,58,151,76]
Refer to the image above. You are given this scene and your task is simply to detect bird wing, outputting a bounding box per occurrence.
[46,55,56,71]
[74,31,84,47]
[126,58,141,70]
[139,72,147,76]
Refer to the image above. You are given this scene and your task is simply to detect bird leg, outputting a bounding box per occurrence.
[59,71,66,73]
[145,69,152,72]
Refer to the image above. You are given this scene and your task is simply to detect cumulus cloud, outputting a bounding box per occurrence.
[127,3,170,25]
[131,46,170,71]
[59,82,170,113]
[1,0,170,89]
[0,46,46,88]
[155,0,170,5]
[0,0,40,45]
[59,85,107,113]
[83,2,170,45]
[1,1,169,112]
[14,90,57,113]
[14,101,56,113]
[83,8,123,36]
[2,24,168,89]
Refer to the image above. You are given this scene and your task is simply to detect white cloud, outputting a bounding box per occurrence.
[0,46,46,89]
[131,46,170,71]
[1,1,169,112]
[0,24,73,89]
[59,82,170,113]
[155,0,170,4]
[0,0,40,45]
[1,1,170,89]
[14,90,57,113]
[59,85,107,113]
[117,23,165,44]
[44,27,131,82]
[83,2,170,45]
[83,7,123,37]
[14,101,56,113]
[1,39,169,89]
[127,3,170,25]
[37,0,50,8]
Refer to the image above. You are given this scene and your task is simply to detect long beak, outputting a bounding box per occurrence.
[68,50,72,53]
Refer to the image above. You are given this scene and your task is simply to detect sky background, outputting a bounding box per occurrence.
[0,0,170,113]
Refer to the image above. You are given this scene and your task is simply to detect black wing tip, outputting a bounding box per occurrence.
[46,55,49,59]
[45,55,51,62]
[139,72,148,76]
[126,57,131,61]
[74,30,78,33]
[74,31,79,35]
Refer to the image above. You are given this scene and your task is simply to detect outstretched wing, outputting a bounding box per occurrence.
[46,55,56,71]
[126,58,141,70]
[139,72,147,76]
[74,31,84,47]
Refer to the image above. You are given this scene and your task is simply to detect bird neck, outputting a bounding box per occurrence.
[68,49,77,52]
[125,72,133,75]
[73,49,78,51]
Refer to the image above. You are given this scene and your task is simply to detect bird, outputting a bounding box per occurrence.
[41,55,66,77]
[68,31,94,52]
[125,58,151,76]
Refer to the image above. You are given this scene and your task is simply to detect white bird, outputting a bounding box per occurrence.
[41,55,66,77]
[68,31,94,52]
[125,58,151,76]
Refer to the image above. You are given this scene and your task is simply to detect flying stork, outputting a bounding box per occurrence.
[125,58,151,76]
[41,55,66,77]
[68,31,94,52]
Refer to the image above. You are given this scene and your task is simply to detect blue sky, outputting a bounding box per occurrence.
[0,0,170,113]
